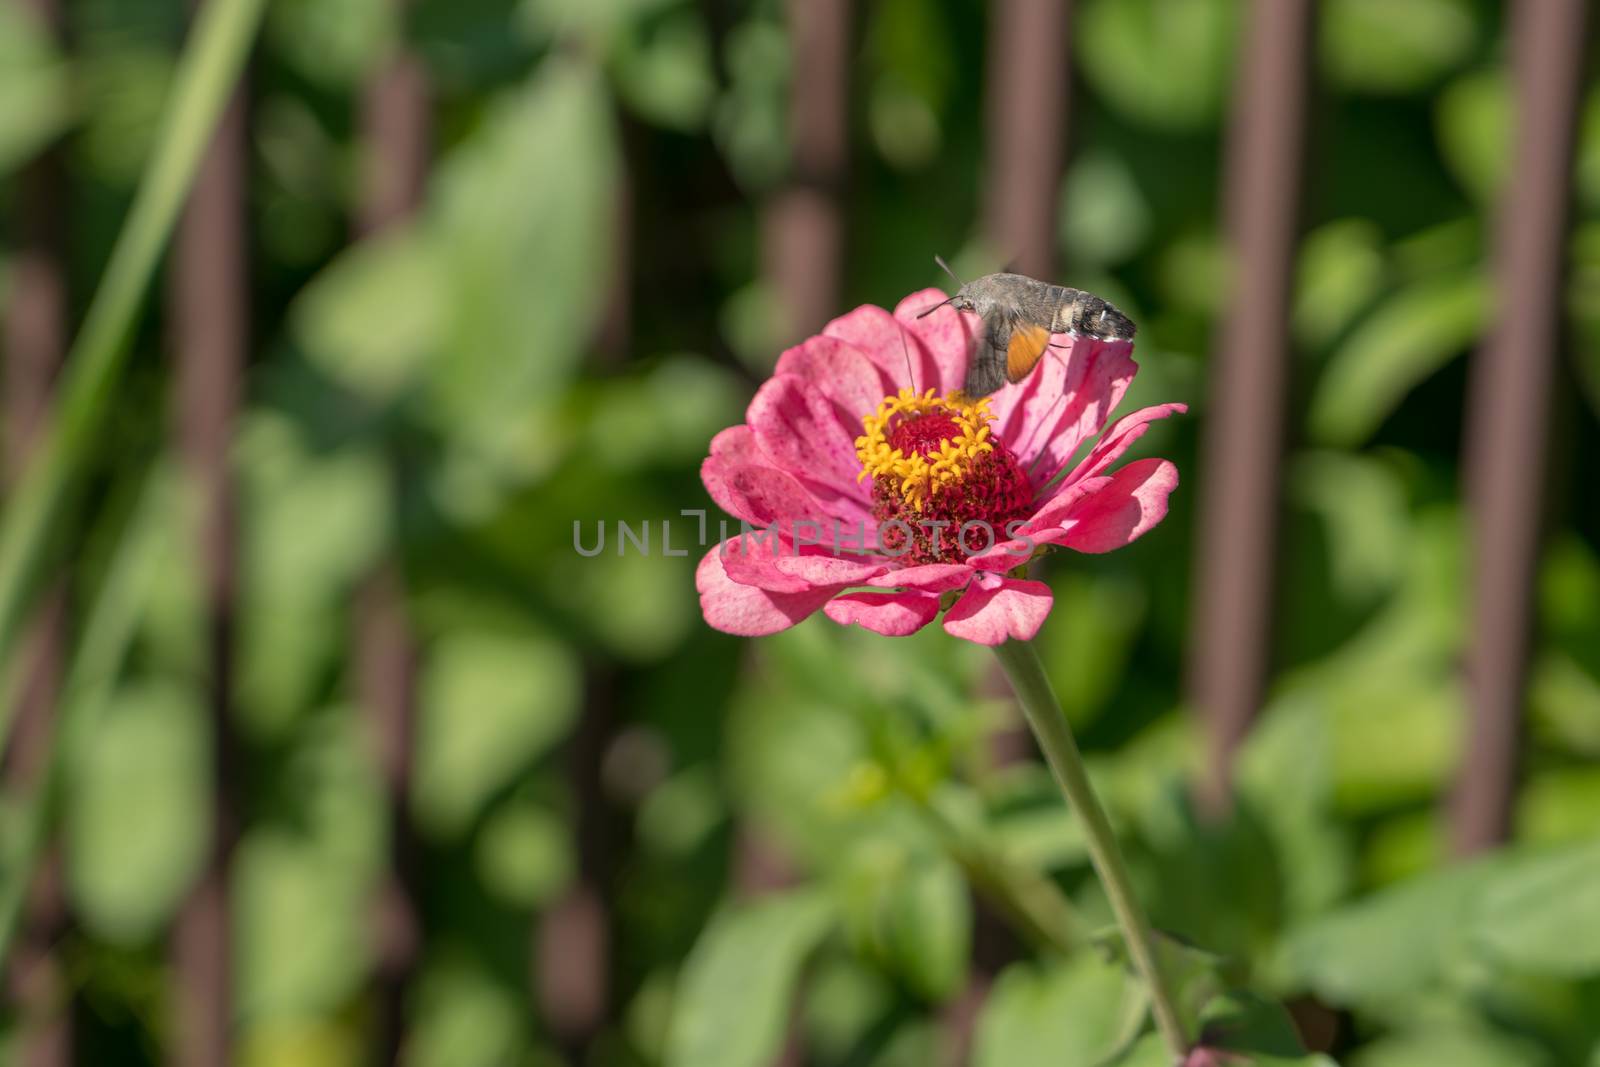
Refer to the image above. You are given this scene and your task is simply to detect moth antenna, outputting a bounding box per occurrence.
[934,254,964,287]
[896,320,919,395]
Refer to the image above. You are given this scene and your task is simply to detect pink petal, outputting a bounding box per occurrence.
[774,335,894,432]
[697,544,838,636]
[719,531,812,593]
[824,591,941,636]
[773,553,890,586]
[1052,402,1187,489]
[942,575,1054,645]
[991,336,1137,487]
[822,302,942,396]
[1022,475,1115,532]
[866,563,974,592]
[748,374,868,501]
[893,289,977,395]
[701,459,827,527]
[1055,458,1179,554]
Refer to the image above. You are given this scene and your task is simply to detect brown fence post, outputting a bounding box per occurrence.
[355,18,430,1060]
[982,0,1070,279]
[763,0,850,346]
[1450,0,1590,857]
[3,1,72,1062]
[168,26,248,1067]
[1187,0,1314,814]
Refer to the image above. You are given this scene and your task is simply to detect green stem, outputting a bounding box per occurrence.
[992,639,1190,1060]
[911,788,1081,954]
[0,0,266,701]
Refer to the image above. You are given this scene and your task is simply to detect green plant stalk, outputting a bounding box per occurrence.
[0,0,266,690]
[910,787,1080,954]
[992,639,1190,1060]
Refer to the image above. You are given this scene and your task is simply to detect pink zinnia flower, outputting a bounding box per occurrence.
[697,289,1184,645]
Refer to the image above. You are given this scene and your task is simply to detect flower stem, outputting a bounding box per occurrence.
[992,639,1190,1060]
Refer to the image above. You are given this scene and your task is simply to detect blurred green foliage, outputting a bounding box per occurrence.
[1,0,1599,1065]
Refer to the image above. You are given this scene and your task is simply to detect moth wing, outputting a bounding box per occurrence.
[1005,321,1051,383]
[962,311,1012,398]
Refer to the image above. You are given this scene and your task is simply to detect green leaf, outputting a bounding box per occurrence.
[413,628,581,836]
[266,0,394,87]
[1436,69,1508,202]
[973,954,1145,1067]
[66,680,209,943]
[236,829,370,1023]
[1076,0,1238,131]
[407,958,531,1067]
[1277,858,1494,1008]
[1350,1025,1551,1067]
[1061,150,1153,267]
[612,11,717,131]
[425,59,617,441]
[882,853,971,1002]
[0,2,69,175]
[1309,270,1486,446]
[291,227,446,403]
[1290,451,1411,603]
[235,417,390,737]
[665,890,836,1067]
[1293,219,1386,349]
[473,799,574,909]
[1321,0,1476,95]
[1470,838,1600,978]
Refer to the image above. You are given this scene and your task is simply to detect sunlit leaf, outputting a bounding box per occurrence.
[236,828,370,1022]
[1061,149,1153,267]
[613,11,717,131]
[413,627,581,836]
[408,958,532,1067]
[1470,839,1600,978]
[1294,219,1386,349]
[267,0,394,87]
[1322,0,1476,95]
[1278,858,1495,1008]
[883,853,971,1002]
[0,2,69,175]
[474,799,573,908]
[665,890,836,1067]
[1076,0,1238,131]
[66,680,209,943]
[291,227,446,403]
[974,954,1145,1067]
[1350,1025,1553,1067]
[1308,270,1486,446]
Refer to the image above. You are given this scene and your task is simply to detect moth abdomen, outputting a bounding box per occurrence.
[1053,288,1136,341]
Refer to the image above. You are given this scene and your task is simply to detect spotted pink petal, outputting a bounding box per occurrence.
[748,375,868,504]
[942,575,1054,645]
[701,460,828,527]
[697,544,841,636]
[824,590,941,636]
[866,562,975,592]
[774,334,894,437]
[823,302,943,397]
[1055,457,1179,554]
[994,337,1137,487]
[892,289,976,395]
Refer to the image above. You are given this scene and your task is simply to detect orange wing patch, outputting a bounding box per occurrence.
[1005,323,1051,383]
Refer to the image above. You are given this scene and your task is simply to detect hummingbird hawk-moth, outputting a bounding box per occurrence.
[919,266,1136,398]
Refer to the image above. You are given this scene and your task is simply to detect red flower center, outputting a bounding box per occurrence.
[855,392,1035,566]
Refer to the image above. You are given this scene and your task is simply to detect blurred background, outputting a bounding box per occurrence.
[1,0,1599,1064]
